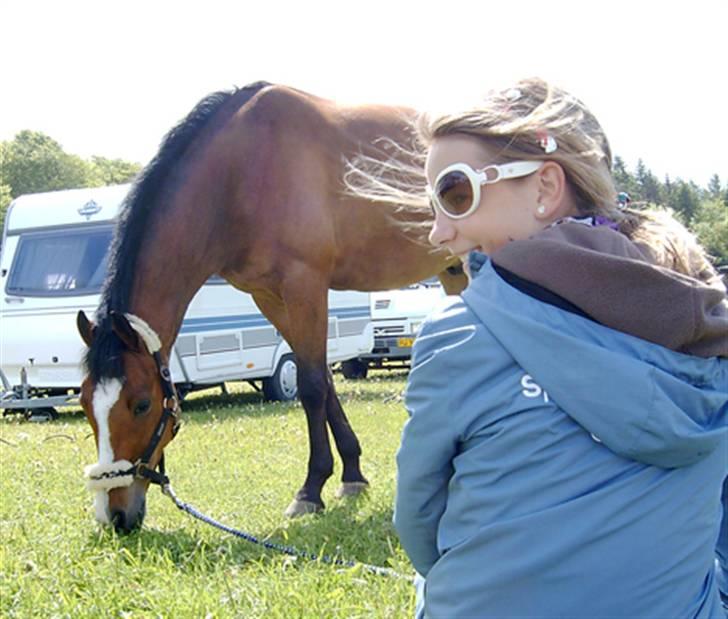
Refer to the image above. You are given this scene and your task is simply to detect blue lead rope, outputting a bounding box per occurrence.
[161,483,410,580]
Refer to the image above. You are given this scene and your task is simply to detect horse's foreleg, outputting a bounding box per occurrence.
[324,370,368,498]
[251,288,334,517]
[264,272,354,516]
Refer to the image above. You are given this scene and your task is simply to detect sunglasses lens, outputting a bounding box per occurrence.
[435,170,474,216]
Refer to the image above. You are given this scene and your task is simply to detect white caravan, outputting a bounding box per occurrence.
[0,185,373,418]
[341,278,449,379]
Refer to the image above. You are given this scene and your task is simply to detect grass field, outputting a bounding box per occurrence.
[0,372,416,618]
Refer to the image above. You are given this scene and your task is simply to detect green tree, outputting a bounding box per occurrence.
[0,182,11,235]
[89,156,141,186]
[612,156,639,198]
[692,198,728,266]
[1,130,93,196]
[663,175,674,209]
[672,181,701,223]
[0,142,11,234]
[707,174,722,200]
[635,159,662,205]
[0,132,141,234]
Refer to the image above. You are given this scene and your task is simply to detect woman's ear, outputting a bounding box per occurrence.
[535,161,569,221]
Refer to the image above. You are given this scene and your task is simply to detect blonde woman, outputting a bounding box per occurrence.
[390,79,728,617]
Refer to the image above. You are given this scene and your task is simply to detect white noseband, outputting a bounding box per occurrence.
[84,460,135,491]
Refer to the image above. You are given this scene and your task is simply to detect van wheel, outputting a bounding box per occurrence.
[341,359,368,380]
[262,354,298,402]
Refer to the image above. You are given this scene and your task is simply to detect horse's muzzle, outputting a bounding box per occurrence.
[111,498,146,534]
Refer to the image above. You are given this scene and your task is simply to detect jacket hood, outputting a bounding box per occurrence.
[491,220,728,358]
[463,255,728,469]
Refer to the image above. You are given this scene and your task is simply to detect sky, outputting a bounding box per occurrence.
[1,0,726,188]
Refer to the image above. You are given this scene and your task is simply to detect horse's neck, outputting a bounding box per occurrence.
[129,220,216,354]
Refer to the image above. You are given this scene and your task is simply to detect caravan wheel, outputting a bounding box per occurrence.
[341,358,368,380]
[24,407,59,422]
[262,354,298,402]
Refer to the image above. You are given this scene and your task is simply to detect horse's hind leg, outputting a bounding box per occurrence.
[323,371,368,498]
[285,356,336,517]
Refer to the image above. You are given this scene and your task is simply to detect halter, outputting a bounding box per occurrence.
[131,350,181,487]
[84,315,181,491]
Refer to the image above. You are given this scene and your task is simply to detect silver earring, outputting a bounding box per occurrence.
[537,204,546,215]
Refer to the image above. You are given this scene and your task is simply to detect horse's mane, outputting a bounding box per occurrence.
[84,81,272,381]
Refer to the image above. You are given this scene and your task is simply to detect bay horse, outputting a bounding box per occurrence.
[77,81,465,532]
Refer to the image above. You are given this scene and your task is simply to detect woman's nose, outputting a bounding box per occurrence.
[428,210,455,248]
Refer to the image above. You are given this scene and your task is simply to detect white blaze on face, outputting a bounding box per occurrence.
[91,378,123,523]
[94,491,110,524]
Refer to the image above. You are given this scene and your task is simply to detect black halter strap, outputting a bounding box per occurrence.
[131,351,181,487]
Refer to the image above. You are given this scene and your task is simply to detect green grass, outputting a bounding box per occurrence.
[0,372,416,618]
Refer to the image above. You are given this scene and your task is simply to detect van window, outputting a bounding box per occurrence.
[6,227,114,296]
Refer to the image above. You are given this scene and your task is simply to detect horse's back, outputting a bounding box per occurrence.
[229,83,416,154]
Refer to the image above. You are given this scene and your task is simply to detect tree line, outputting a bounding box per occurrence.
[0,130,141,232]
[1,131,726,266]
[612,156,727,267]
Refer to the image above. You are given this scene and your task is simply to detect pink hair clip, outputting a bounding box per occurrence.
[537,130,558,154]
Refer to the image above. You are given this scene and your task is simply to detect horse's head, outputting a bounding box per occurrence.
[76,310,180,533]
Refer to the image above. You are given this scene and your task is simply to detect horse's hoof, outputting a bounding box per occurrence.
[284,499,323,518]
[335,481,369,499]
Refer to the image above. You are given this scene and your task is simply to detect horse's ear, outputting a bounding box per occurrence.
[110,311,143,353]
[77,310,96,347]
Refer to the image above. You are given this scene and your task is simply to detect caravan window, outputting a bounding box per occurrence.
[6,226,114,296]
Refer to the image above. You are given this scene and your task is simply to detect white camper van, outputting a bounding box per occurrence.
[341,277,448,379]
[0,185,373,418]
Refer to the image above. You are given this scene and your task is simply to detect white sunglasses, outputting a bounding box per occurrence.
[429,160,543,219]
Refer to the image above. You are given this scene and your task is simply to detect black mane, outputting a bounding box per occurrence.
[84,81,272,382]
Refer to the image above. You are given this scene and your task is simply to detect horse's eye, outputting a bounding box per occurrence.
[133,399,152,416]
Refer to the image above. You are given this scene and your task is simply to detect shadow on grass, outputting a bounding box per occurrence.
[273,494,402,568]
[179,390,294,419]
[0,406,87,425]
[93,494,404,575]
[1,389,292,427]
[3,370,408,428]
[171,371,407,426]
[180,370,408,411]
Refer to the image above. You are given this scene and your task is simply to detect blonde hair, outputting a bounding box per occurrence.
[345,77,719,283]
[419,78,618,218]
[622,208,723,287]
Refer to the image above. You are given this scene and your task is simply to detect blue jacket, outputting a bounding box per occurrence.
[395,255,728,618]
